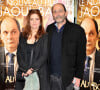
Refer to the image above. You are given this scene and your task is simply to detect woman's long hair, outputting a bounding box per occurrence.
[22,9,45,40]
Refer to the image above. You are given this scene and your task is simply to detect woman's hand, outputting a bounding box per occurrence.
[72,77,81,87]
[26,68,33,75]
[22,68,34,77]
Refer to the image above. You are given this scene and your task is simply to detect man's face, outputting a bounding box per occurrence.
[52,4,67,23]
[81,18,98,54]
[1,18,20,52]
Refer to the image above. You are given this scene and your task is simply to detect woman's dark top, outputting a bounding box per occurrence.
[17,33,48,71]
[26,44,35,65]
[16,33,50,90]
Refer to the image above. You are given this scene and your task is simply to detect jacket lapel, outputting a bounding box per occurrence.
[95,50,100,68]
[0,47,6,82]
[94,50,100,83]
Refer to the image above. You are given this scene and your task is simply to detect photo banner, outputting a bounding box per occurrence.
[77,0,100,89]
[0,0,74,29]
[0,0,74,47]
[77,0,100,50]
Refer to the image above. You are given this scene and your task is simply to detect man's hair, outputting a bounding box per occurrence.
[92,19,98,35]
[14,18,20,31]
[0,17,20,32]
[51,3,66,13]
[80,18,98,35]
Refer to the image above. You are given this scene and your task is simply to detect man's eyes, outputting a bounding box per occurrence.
[53,10,63,13]
[3,31,16,35]
[89,32,94,36]
[12,31,16,34]
[3,31,8,35]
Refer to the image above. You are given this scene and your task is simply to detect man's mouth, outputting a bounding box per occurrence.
[8,42,14,44]
[87,44,91,46]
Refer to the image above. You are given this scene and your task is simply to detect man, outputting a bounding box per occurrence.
[80,18,100,89]
[0,17,20,90]
[46,3,86,90]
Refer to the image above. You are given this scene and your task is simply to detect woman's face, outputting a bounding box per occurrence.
[30,13,40,30]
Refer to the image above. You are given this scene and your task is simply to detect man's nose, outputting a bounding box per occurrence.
[86,35,91,42]
[56,11,60,15]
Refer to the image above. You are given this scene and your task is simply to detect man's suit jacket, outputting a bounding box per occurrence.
[0,47,6,89]
[46,19,86,87]
[94,50,100,83]
[80,50,100,89]
[0,47,8,89]
[0,47,19,90]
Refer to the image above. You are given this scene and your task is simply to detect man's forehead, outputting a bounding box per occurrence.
[1,17,16,25]
[81,18,95,26]
[1,18,18,31]
[81,19,95,30]
[82,26,96,36]
[53,4,64,10]
[85,29,96,34]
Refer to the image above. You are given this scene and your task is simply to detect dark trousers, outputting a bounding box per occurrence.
[50,74,74,90]
[15,80,25,90]
[4,83,15,90]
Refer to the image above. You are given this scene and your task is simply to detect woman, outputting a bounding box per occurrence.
[15,9,50,90]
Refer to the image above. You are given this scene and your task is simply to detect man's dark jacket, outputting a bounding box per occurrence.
[0,47,6,90]
[94,50,100,83]
[0,47,15,90]
[80,50,100,89]
[46,19,86,87]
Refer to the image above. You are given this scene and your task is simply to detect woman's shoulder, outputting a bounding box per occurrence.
[39,33,48,41]
[37,33,48,44]
[41,33,48,39]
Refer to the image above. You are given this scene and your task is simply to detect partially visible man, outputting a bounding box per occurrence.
[0,17,20,90]
[80,18,100,89]
[46,3,86,90]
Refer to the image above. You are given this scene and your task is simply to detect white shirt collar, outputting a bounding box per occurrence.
[88,49,96,60]
[5,48,17,56]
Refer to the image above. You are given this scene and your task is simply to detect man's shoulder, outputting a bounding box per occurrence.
[0,47,5,62]
[64,21,86,40]
[95,50,100,57]
[67,21,84,33]
[47,22,55,28]
[97,50,100,53]
[95,50,100,71]
[95,50,100,64]
[46,23,55,32]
